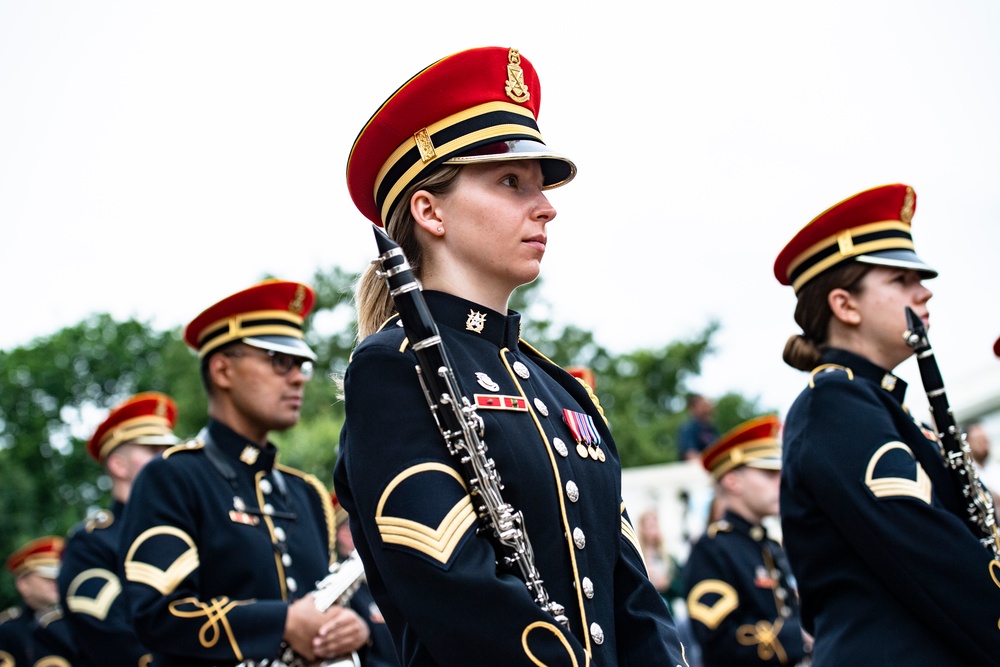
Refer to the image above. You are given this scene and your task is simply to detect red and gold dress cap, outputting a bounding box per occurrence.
[7,536,64,578]
[774,184,937,294]
[701,414,783,480]
[184,280,317,361]
[993,335,1000,359]
[346,46,577,227]
[87,392,180,463]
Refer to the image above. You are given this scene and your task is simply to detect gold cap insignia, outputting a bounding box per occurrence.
[505,48,530,104]
[837,230,854,256]
[900,186,915,225]
[289,284,307,315]
[414,128,436,163]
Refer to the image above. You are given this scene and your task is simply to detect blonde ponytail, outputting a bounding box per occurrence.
[354,165,464,341]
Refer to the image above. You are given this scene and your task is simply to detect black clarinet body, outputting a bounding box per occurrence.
[371,225,569,627]
[903,306,1000,560]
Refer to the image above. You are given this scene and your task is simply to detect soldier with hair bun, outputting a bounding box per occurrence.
[775,184,1000,666]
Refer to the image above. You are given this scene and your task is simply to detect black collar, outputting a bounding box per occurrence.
[419,291,523,350]
[207,419,278,472]
[820,347,908,404]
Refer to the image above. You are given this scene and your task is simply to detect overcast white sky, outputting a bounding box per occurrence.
[2,1,1000,426]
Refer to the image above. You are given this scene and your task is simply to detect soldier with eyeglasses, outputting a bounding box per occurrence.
[119,279,370,667]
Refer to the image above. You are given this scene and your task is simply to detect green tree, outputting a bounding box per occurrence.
[0,267,765,609]
[0,315,201,607]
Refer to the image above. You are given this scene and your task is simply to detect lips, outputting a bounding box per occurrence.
[523,234,546,252]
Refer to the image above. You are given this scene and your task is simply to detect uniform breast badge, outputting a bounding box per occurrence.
[475,372,500,392]
[465,310,486,333]
[562,409,605,461]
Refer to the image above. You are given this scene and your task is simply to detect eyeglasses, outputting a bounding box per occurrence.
[224,347,315,380]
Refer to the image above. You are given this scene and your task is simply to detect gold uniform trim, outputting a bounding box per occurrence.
[521,621,582,667]
[865,441,932,504]
[168,596,249,661]
[620,504,644,568]
[33,659,71,667]
[276,466,336,562]
[687,579,739,630]
[124,526,200,595]
[499,347,592,656]
[375,463,477,564]
[375,101,542,223]
[197,308,306,358]
[66,568,121,620]
[789,220,914,293]
[98,414,174,460]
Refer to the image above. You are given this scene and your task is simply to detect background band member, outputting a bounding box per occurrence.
[684,415,807,666]
[775,183,1000,665]
[119,280,369,666]
[0,536,72,666]
[335,46,688,666]
[57,391,180,666]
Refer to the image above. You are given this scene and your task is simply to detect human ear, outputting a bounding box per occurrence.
[208,353,235,390]
[828,288,861,326]
[410,190,445,237]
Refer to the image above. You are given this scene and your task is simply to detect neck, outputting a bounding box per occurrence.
[208,403,269,446]
[421,270,511,314]
[826,329,909,372]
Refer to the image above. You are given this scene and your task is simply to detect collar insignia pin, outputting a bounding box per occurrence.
[466,310,487,333]
[240,446,260,465]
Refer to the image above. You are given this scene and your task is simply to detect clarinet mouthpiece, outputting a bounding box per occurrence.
[903,306,928,350]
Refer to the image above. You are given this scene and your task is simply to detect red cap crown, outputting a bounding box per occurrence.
[993,336,1000,358]
[774,184,936,294]
[88,392,179,462]
[701,415,782,479]
[184,280,317,360]
[7,536,64,578]
[347,46,576,226]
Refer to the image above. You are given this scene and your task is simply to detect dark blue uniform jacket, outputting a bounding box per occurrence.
[334,291,688,667]
[683,510,805,667]
[58,500,150,667]
[119,419,335,667]
[781,348,1000,666]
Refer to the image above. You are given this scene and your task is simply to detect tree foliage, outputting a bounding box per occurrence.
[0,267,762,608]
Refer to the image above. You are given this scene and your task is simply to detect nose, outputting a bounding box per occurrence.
[533,191,557,223]
[917,281,933,303]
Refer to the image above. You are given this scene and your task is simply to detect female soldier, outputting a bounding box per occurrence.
[774,183,1000,666]
[333,47,688,666]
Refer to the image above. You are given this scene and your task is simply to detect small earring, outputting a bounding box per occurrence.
[436,226,443,233]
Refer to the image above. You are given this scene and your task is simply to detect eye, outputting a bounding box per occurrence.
[500,174,519,188]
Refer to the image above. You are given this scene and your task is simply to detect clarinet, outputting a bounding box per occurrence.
[371,225,569,628]
[903,306,1000,561]
[239,551,366,667]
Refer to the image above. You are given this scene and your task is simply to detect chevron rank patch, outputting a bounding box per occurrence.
[864,441,933,505]
[375,462,477,568]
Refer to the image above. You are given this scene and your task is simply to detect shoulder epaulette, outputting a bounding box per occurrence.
[808,363,854,388]
[706,519,733,538]
[0,606,21,624]
[162,439,204,459]
[84,508,115,533]
[37,607,63,628]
